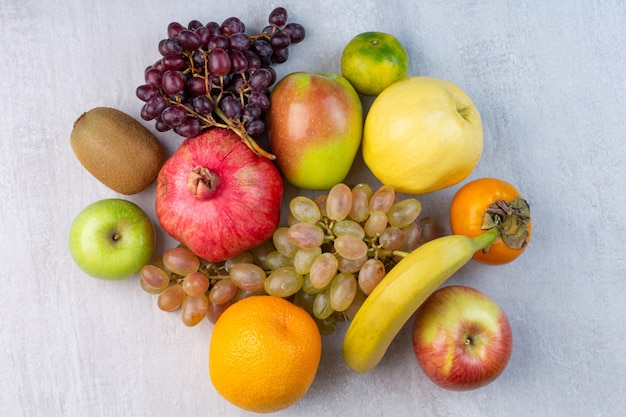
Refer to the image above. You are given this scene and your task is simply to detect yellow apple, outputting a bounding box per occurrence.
[362,76,483,194]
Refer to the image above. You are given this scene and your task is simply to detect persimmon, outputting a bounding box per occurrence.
[449,178,531,265]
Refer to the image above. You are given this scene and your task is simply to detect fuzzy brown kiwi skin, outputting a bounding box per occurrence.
[70,107,167,195]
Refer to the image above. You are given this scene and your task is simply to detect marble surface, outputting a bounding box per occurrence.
[1,1,625,416]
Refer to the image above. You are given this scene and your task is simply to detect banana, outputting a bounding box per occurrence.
[342,228,499,374]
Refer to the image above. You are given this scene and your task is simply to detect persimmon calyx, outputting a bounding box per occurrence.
[482,197,531,249]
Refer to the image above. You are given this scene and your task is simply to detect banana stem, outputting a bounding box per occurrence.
[472,227,500,252]
[376,228,499,260]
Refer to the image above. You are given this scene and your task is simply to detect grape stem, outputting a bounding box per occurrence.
[371,248,410,259]
[212,106,276,160]
[167,97,276,160]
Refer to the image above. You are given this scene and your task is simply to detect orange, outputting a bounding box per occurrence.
[208,295,322,413]
[340,31,409,96]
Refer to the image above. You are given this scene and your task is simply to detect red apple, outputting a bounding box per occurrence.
[412,285,513,391]
[266,72,363,190]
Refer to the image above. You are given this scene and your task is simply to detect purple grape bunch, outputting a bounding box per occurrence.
[136,7,305,159]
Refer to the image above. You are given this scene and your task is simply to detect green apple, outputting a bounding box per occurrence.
[68,198,155,280]
[266,72,363,190]
[412,285,513,391]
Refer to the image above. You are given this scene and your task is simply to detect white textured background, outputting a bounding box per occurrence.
[2,1,625,416]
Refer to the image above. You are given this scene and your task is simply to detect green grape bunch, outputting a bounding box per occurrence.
[139,182,440,334]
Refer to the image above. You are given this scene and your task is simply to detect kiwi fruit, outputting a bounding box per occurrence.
[71,107,167,195]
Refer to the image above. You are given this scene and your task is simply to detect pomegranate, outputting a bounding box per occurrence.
[155,128,283,262]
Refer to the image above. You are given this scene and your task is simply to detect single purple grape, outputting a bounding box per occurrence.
[221,17,245,35]
[229,49,248,74]
[243,103,262,121]
[192,50,206,68]
[195,26,211,48]
[187,20,204,30]
[141,96,168,120]
[219,96,242,120]
[155,118,172,132]
[192,95,213,116]
[244,119,265,137]
[245,50,261,71]
[164,38,183,55]
[167,22,184,38]
[186,76,208,96]
[283,22,305,44]
[177,29,201,51]
[205,21,221,37]
[270,31,291,50]
[229,33,250,51]
[145,68,163,88]
[175,118,203,138]
[140,104,152,121]
[208,48,231,76]
[249,68,273,90]
[162,70,186,95]
[248,91,271,113]
[208,34,230,50]
[251,39,273,58]
[272,47,289,64]
[161,105,188,127]
[162,55,186,71]
[136,84,158,102]
[268,7,288,27]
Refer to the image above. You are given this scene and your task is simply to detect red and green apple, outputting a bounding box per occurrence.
[412,285,513,390]
[266,72,363,190]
